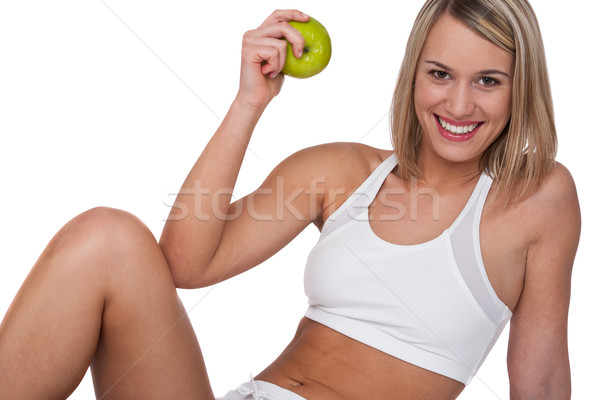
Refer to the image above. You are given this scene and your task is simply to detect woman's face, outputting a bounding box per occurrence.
[414,12,514,166]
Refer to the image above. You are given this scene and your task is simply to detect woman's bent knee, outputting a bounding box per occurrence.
[66,207,156,248]
[43,207,170,285]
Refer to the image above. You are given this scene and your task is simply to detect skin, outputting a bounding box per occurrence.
[0,9,580,400]
[413,13,514,181]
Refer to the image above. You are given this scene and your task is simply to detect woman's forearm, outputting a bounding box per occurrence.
[159,97,264,282]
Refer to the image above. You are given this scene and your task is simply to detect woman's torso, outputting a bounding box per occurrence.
[256,145,536,399]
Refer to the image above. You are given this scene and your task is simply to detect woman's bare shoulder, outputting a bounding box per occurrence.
[485,162,580,253]
[508,162,580,239]
[525,162,578,211]
[284,142,392,228]
[493,162,578,208]
[541,161,578,197]
[294,141,391,162]
[284,141,392,179]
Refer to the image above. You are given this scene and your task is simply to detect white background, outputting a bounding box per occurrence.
[0,1,597,399]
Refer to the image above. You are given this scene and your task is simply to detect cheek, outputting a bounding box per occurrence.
[413,81,443,115]
[484,92,512,126]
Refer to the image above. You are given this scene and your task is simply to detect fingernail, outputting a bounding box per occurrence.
[270,71,279,78]
[297,49,303,58]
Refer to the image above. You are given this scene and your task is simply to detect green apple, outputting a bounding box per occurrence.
[281,17,332,79]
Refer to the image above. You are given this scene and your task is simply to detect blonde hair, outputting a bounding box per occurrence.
[390,0,556,202]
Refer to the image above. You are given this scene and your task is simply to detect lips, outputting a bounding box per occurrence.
[434,114,483,141]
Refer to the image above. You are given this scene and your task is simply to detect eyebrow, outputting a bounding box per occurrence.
[424,60,511,78]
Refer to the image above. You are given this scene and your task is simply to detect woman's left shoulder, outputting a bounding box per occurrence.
[541,161,577,193]
[520,162,581,237]
[527,161,579,210]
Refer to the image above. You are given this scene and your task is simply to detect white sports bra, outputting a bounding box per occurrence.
[304,153,512,384]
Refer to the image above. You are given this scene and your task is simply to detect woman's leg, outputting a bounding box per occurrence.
[0,207,214,400]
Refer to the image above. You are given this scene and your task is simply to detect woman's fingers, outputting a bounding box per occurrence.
[258,10,309,61]
[259,9,310,29]
[244,36,287,77]
[236,9,309,108]
[245,21,306,68]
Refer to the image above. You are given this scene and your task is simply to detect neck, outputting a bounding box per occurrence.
[415,145,481,189]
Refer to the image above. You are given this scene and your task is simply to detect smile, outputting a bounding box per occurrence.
[434,114,483,141]
[436,115,481,134]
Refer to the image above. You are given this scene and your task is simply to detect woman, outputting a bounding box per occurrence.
[0,0,580,399]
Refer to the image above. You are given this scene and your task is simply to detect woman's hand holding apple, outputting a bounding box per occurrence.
[236,9,309,111]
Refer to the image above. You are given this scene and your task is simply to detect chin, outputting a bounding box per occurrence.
[421,128,486,166]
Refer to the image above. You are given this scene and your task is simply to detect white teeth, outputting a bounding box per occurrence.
[438,116,479,135]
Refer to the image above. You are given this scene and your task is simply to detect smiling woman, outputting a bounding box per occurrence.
[414,13,514,168]
[392,0,556,203]
[0,1,588,400]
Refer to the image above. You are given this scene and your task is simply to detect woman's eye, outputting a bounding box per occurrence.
[479,76,498,86]
[432,70,449,79]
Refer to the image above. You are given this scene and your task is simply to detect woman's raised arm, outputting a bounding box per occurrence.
[159,10,312,287]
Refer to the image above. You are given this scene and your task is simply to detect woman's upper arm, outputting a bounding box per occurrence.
[185,142,371,288]
[507,163,581,399]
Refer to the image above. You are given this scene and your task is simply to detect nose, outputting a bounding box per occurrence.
[445,82,475,117]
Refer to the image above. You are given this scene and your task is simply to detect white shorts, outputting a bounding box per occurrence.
[217,380,306,400]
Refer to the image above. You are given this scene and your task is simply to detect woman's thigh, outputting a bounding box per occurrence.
[0,207,214,400]
[83,208,214,400]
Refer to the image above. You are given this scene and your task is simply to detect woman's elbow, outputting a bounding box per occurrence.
[159,242,211,289]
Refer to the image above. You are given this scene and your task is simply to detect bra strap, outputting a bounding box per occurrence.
[320,153,398,238]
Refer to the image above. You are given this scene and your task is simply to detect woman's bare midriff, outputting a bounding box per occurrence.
[255,317,465,400]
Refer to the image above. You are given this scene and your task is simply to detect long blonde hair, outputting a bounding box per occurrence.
[390,0,556,202]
